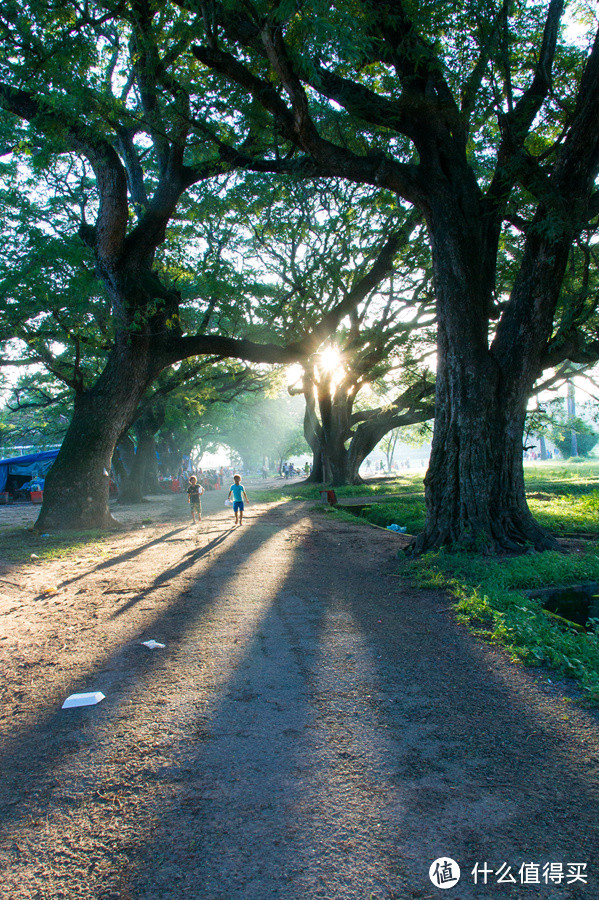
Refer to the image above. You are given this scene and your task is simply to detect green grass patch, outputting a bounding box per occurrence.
[251,473,425,504]
[407,547,599,703]
[0,525,112,564]
[355,499,426,535]
[353,489,599,537]
[523,459,599,496]
[528,491,599,535]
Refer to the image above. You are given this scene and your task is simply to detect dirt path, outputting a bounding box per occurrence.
[0,491,598,899]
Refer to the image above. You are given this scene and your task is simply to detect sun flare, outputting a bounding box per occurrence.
[318,345,343,375]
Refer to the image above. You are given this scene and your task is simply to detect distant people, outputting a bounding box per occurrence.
[228,473,249,525]
[186,475,204,524]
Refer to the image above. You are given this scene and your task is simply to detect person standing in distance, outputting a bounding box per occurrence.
[228,474,248,525]
[187,475,204,524]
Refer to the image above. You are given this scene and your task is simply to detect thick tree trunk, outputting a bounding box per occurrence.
[114,434,144,503]
[140,430,160,493]
[326,443,361,486]
[345,426,386,485]
[313,377,359,486]
[305,450,324,483]
[117,455,145,504]
[416,357,556,551]
[414,260,558,552]
[409,173,562,553]
[117,425,159,502]
[35,340,158,530]
[302,386,326,482]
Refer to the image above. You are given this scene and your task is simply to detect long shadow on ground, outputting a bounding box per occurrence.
[112,522,599,898]
[1,506,598,899]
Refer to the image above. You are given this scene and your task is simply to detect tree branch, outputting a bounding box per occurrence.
[0,83,128,264]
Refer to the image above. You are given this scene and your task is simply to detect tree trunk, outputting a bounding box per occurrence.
[140,429,160,493]
[35,339,158,530]
[345,425,387,485]
[415,324,557,553]
[411,175,564,553]
[313,376,357,486]
[302,386,326,482]
[415,243,556,552]
[117,454,145,503]
[117,424,160,502]
[305,450,325,483]
[114,434,143,503]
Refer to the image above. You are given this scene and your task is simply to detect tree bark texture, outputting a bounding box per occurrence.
[35,336,159,530]
[116,423,160,502]
[414,200,564,552]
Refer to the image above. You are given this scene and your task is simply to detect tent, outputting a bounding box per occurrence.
[0,449,59,494]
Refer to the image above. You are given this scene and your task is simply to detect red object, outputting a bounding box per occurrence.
[31,490,43,503]
[170,479,180,492]
[320,490,337,505]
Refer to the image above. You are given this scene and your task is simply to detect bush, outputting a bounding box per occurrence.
[551,419,599,459]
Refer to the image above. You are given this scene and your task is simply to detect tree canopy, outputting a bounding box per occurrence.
[1,0,598,549]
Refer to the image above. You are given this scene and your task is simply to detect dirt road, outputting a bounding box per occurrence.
[0,490,598,899]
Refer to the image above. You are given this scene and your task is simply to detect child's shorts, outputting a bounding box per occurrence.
[233,500,244,512]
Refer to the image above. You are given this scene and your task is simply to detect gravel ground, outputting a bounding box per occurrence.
[0,487,598,899]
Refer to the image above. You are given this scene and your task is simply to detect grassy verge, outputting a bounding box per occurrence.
[407,546,599,703]
[250,473,426,503]
[259,460,599,702]
[0,525,113,565]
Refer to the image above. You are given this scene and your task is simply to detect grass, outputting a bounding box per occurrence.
[255,460,599,702]
[250,472,426,503]
[407,546,599,703]
[0,525,112,565]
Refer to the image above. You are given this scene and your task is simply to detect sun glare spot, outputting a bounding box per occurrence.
[319,345,343,375]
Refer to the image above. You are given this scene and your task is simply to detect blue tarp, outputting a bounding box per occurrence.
[0,449,59,493]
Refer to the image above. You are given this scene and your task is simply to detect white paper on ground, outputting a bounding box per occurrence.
[142,640,165,649]
[62,691,105,709]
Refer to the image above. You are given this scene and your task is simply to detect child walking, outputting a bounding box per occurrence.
[227,474,248,525]
[187,475,204,524]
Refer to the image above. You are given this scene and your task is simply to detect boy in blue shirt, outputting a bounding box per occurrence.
[227,474,249,525]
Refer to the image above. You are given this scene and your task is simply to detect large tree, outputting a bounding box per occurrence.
[297,286,435,486]
[0,1,363,529]
[188,0,599,550]
[235,177,435,484]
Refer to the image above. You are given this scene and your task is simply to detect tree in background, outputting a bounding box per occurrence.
[298,302,435,485]
[192,0,599,549]
[239,179,436,484]
[378,428,402,475]
[0,373,71,453]
[0,1,323,529]
[191,386,308,474]
[530,395,599,460]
